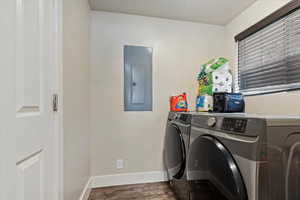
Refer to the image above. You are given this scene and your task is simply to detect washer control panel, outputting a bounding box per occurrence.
[221,118,247,133]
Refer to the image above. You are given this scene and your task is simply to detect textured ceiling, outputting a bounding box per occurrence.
[89,0,257,25]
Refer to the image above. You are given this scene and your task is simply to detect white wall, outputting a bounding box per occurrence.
[63,0,90,199]
[90,11,225,176]
[224,0,298,115]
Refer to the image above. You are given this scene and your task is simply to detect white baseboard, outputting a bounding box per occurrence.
[91,171,168,188]
[79,177,92,200]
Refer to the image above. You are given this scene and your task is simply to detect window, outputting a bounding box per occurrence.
[236,1,300,95]
[124,45,153,111]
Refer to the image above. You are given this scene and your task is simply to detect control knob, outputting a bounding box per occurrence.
[207,117,217,127]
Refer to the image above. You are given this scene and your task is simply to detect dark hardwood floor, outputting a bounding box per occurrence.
[88,182,177,200]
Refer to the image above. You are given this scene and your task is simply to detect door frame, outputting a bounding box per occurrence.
[53,0,63,199]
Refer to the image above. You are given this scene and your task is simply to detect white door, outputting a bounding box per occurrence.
[0,0,61,200]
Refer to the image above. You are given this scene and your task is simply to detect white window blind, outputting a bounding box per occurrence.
[238,8,300,95]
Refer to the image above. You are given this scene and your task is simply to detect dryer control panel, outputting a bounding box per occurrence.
[222,118,247,133]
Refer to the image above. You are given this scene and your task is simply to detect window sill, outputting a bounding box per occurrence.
[239,83,300,96]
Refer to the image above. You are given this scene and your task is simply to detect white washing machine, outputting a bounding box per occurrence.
[188,113,300,200]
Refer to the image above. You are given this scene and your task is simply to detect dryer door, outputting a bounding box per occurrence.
[164,122,186,179]
[188,135,248,200]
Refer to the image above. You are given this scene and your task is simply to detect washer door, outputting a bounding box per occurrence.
[188,135,248,200]
[164,122,186,179]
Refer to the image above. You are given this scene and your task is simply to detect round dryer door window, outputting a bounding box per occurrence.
[164,122,186,179]
[187,135,248,200]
